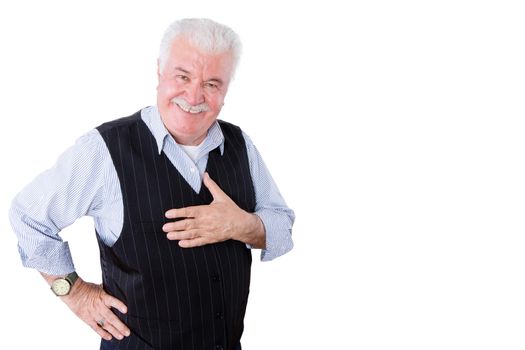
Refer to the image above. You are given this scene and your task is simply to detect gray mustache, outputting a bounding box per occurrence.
[171,97,210,113]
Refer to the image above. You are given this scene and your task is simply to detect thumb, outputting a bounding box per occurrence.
[203,172,228,201]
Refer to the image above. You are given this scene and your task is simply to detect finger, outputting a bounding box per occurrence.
[103,293,128,314]
[203,172,228,201]
[97,294,130,339]
[100,309,131,339]
[166,229,199,241]
[102,322,125,340]
[165,205,206,219]
[99,316,129,340]
[179,237,209,248]
[162,218,195,232]
[89,320,113,341]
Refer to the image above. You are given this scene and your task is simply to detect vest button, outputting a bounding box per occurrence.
[215,312,224,320]
[215,345,224,350]
[211,274,220,282]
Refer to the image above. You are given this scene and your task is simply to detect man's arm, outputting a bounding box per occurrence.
[9,130,106,274]
[9,129,129,340]
[242,131,295,260]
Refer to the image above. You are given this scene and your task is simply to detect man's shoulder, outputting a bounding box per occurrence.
[216,119,252,153]
[96,109,144,135]
[217,119,243,136]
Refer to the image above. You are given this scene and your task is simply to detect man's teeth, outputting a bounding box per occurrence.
[174,101,206,114]
[177,103,191,113]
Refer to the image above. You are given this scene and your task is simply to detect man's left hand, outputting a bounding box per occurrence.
[163,172,265,248]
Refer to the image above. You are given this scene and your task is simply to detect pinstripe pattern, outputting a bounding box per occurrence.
[9,106,294,276]
[96,112,253,349]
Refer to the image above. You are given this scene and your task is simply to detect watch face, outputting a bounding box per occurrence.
[51,279,71,296]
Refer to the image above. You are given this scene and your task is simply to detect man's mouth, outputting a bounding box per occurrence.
[171,97,210,114]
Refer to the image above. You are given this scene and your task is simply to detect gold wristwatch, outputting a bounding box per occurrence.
[50,271,78,296]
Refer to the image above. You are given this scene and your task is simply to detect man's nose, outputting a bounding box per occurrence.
[183,82,205,105]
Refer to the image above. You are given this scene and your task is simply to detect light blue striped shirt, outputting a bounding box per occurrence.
[9,106,294,275]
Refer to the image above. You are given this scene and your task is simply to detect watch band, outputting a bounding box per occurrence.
[65,271,79,285]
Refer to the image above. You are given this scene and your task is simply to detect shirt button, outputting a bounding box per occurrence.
[190,167,196,173]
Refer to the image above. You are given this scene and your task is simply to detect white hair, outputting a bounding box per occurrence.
[158,18,242,78]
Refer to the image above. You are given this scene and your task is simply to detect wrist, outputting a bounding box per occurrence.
[49,271,79,297]
[60,276,84,305]
[239,212,266,248]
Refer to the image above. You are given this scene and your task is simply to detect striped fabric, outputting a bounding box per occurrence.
[96,113,252,349]
[9,106,294,275]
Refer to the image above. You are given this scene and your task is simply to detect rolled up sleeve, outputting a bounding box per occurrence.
[8,130,107,275]
[255,208,294,261]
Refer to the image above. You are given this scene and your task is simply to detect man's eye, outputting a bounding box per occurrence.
[176,75,189,81]
[204,82,218,89]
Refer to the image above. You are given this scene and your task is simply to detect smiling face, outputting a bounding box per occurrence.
[157,37,234,145]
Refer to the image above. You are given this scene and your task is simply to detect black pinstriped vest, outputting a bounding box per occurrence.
[96,111,255,350]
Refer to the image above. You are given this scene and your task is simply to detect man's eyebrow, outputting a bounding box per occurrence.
[174,67,191,75]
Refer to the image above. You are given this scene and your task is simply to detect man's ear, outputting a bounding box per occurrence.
[157,59,161,79]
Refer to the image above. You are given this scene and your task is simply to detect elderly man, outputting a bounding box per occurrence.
[9,18,294,350]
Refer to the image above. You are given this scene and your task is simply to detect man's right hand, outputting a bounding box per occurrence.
[43,273,130,341]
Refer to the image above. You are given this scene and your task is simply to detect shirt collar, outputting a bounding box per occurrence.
[141,106,225,156]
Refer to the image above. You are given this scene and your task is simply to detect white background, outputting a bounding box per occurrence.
[1,1,524,349]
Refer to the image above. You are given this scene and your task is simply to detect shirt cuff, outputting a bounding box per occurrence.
[18,241,75,276]
[254,209,294,261]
